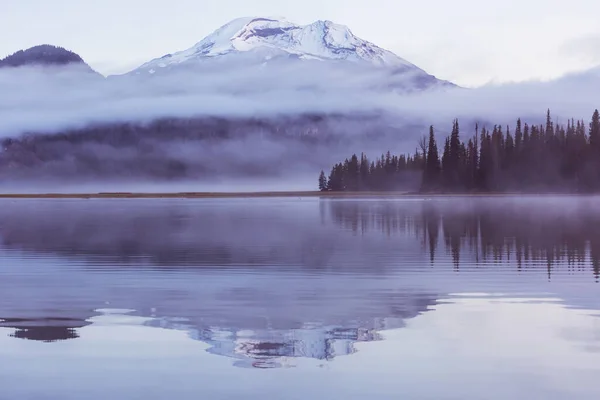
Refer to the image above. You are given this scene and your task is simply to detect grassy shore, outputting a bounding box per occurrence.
[0,191,420,199]
[0,191,585,199]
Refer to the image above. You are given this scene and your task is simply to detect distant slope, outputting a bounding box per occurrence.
[0,44,100,75]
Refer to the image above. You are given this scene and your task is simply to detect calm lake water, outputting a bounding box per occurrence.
[1,196,599,399]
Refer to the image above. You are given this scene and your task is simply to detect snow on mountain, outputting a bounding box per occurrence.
[130,17,452,91]
[138,17,418,69]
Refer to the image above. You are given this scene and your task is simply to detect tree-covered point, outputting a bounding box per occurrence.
[0,45,85,68]
[320,109,600,193]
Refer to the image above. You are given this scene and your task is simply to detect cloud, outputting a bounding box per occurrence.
[0,61,412,137]
[1,60,598,137]
[0,59,599,188]
[559,34,600,65]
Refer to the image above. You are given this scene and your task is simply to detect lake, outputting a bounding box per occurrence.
[0,196,599,399]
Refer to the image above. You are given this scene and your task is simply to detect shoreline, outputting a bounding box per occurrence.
[0,191,414,199]
[0,191,593,199]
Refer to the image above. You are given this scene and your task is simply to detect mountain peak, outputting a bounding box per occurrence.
[128,17,455,92]
[135,17,421,72]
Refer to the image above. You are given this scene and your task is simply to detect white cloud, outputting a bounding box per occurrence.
[1,59,599,140]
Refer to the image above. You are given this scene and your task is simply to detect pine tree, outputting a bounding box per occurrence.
[346,154,360,191]
[327,163,344,191]
[318,170,327,191]
[423,125,441,190]
[466,138,476,189]
[471,131,479,189]
[441,137,451,187]
[505,127,515,169]
[444,119,462,189]
[450,120,461,167]
[590,109,600,152]
[359,153,370,190]
[546,109,554,137]
[478,128,492,190]
[515,118,523,154]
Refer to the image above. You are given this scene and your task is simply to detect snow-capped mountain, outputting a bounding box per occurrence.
[137,17,417,70]
[130,17,454,91]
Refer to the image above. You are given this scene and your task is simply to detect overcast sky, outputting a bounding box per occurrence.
[2,0,600,87]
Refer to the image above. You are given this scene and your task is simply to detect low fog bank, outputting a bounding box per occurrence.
[0,114,421,189]
[0,62,436,137]
[2,62,599,138]
[0,62,599,187]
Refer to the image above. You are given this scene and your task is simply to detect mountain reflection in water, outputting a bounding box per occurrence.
[0,196,598,369]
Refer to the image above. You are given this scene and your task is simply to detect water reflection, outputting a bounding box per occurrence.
[0,197,598,369]
[328,197,600,281]
[145,289,435,367]
[0,317,89,342]
[0,288,435,367]
[167,324,382,369]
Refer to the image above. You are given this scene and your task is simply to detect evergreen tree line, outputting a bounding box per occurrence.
[321,109,600,193]
[318,151,424,191]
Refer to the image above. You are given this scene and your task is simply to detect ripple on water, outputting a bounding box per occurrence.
[0,197,599,399]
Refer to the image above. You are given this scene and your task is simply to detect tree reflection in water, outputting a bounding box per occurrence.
[327,197,600,282]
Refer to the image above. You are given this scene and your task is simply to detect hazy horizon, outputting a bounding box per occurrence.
[2,2,600,189]
[3,0,600,87]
